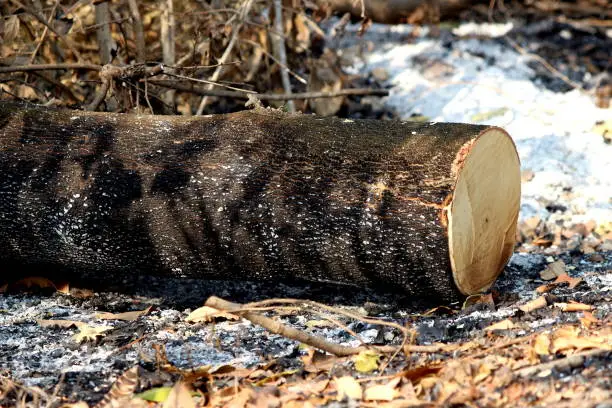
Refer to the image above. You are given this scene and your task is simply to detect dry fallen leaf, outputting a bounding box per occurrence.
[539,260,566,280]
[462,293,495,310]
[221,387,252,408]
[364,379,400,401]
[554,274,583,289]
[484,319,515,331]
[12,276,57,291]
[59,402,89,408]
[301,349,344,373]
[73,324,111,343]
[579,311,599,328]
[94,366,140,408]
[162,381,196,408]
[533,333,551,356]
[551,326,611,353]
[552,336,610,353]
[287,379,329,396]
[185,306,239,323]
[473,363,493,383]
[335,376,362,400]
[352,349,380,373]
[96,306,152,321]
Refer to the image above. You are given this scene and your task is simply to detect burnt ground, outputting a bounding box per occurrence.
[0,251,610,407]
[1,7,611,407]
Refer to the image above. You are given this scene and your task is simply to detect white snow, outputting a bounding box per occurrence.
[342,22,611,226]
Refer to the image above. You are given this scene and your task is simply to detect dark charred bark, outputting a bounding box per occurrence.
[0,102,517,301]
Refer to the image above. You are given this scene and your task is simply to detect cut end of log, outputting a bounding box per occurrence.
[448,128,521,295]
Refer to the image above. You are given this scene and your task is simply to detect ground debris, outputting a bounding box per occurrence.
[0,252,609,407]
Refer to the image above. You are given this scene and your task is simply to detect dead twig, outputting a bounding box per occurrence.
[203,296,450,361]
[149,79,388,100]
[127,0,146,63]
[86,64,125,111]
[242,298,409,335]
[0,63,102,73]
[515,348,610,377]
[205,296,364,356]
[272,0,294,112]
[164,73,256,93]
[242,39,308,84]
[195,0,255,115]
[505,37,586,93]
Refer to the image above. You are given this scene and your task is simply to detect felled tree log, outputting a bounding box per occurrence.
[0,102,520,301]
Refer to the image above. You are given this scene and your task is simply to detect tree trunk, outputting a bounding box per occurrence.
[0,102,520,301]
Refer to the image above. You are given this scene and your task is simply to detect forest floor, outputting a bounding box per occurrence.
[1,15,611,408]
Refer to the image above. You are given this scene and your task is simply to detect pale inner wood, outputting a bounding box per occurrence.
[448,128,521,295]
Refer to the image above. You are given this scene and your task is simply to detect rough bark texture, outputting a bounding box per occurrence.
[1,102,498,301]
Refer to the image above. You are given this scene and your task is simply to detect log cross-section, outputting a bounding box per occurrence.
[0,102,520,301]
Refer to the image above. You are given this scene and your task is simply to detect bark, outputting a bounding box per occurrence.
[0,102,519,301]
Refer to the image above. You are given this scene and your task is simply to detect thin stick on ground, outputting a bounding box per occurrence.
[273,0,295,112]
[205,296,399,356]
[206,296,363,356]
[195,0,254,115]
[206,297,453,357]
[243,298,409,335]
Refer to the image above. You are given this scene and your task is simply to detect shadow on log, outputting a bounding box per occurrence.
[0,102,520,303]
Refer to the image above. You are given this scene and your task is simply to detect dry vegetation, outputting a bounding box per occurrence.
[1,1,611,407]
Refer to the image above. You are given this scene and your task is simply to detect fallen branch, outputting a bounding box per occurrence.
[515,349,610,377]
[205,296,397,357]
[195,0,255,114]
[0,63,102,73]
[149,79,388,100]
[242,298,409,335]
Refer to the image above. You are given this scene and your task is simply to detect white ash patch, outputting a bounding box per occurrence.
[341,22,611,227]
